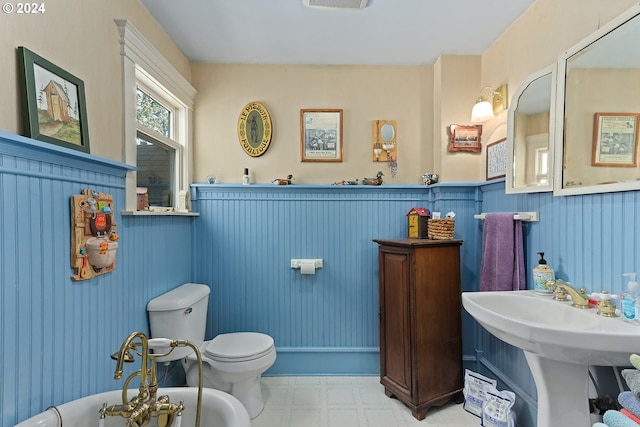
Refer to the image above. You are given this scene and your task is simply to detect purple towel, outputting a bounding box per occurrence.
[479,212,526,291]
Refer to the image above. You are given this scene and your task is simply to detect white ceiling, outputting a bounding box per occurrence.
[140,0,537,66]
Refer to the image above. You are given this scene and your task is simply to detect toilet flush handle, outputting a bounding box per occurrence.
[184,307,192,315]
[148,338,174,351]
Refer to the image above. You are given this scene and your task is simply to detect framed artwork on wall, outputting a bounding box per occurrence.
[17,46,90,153]
[300,109,343,162]
[448,124,482,153]
[592,112,640,167]
[486,138,507,180]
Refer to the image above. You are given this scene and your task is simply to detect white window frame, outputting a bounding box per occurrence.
[116,19,196,212]
[136,79,181,207]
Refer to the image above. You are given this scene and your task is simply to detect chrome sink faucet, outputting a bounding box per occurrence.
[546,280,591,308]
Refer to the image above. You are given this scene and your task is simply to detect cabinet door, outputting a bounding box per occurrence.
[379,249,412,395]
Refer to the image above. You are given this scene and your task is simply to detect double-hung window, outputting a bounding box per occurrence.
[136,82,178,207]
[117,19,196,212]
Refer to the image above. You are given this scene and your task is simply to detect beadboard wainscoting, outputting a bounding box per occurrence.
[0,131,195,426]
[190,183,481,376]
[6,126,640,427]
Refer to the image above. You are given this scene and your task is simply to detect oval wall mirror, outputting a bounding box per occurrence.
[506,64,556,194]
[554,4,640,196]
[381,122,395,142]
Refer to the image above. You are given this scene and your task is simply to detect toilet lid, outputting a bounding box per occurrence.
[205,332,274,362]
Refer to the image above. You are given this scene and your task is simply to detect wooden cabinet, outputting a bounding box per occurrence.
[374,238,463,420]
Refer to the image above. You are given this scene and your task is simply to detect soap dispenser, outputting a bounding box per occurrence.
[620,273,639,325]
[533,252,555,295]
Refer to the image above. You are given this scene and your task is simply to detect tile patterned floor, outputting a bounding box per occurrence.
[252,376,480,427]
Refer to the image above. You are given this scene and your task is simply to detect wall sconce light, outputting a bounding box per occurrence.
[372,120,396,161]
[471,84,508,123]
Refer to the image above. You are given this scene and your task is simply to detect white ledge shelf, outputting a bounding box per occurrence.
[121,210,199,217]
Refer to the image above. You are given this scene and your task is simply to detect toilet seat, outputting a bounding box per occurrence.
[205,332,274,362]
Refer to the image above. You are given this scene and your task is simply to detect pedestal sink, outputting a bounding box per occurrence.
[462,290,639,427]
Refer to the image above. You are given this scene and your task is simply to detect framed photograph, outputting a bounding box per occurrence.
[592,112,640,167]
[300,109,343,162]
[17,46,90,153]
[486,138,507,180]
[448,124,482,153]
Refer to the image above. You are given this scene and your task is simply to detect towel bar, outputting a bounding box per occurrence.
[474,211,539,221]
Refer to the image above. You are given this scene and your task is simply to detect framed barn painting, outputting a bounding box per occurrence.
[18,46,90,153]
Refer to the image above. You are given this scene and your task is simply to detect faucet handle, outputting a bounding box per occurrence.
[590,291,619,301]
[591,291,618,317]
[547,281,570,301]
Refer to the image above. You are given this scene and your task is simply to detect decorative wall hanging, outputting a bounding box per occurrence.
[372,120,397,162]
[486,138,507,180]
[592,112,640,167]
[17,46,90,153]
[448,124,482,153]
[237,101,273,157]
[300,109,343,162]
[70,189,119,281]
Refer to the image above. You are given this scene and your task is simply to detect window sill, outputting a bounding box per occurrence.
[121,210,199,217]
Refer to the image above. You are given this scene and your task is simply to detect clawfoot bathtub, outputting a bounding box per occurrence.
[14,387,251,427]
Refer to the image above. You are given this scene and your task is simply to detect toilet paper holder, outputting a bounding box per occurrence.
[290,259,323,270]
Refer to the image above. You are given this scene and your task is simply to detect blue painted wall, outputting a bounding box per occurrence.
[190,183,480,375]
[0,132,195,426]
[5,129,640,426]
[469,182,640,427]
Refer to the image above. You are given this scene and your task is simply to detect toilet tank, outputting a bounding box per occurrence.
[147,283,211,362]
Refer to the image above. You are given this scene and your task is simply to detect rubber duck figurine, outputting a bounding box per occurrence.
[333,179,359,186]
[362,171,384,186]
[272,174,294,185]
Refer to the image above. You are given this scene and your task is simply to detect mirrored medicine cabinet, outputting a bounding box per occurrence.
[506,64,556,194]
[553,3,640,196]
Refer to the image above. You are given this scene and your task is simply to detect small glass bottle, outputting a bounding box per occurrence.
[242,168,250,185]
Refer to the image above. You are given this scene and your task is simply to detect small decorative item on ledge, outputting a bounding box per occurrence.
[406,207,431,239]
[333,179,359,185]
[362,171,384,185]
[272,174,294,185]
[136,187,149,211]
[422,173,439,185]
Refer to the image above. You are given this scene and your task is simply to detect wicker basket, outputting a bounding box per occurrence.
[428,218,455,240]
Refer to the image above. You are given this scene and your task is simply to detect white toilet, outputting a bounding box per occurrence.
[147,283,276,418]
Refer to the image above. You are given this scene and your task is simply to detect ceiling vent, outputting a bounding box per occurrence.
[303,0,369,10]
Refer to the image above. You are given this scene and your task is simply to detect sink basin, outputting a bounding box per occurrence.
[462,290,639,365]
[462,290,640,427]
